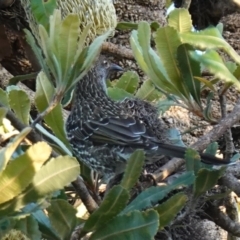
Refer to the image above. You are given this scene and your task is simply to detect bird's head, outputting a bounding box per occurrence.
[95,55,123,92]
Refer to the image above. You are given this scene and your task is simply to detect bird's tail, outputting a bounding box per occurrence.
[156,143,230,165]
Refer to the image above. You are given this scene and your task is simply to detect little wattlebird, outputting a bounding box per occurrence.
[66,55,230,176]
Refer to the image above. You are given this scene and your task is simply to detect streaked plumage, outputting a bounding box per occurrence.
[66,56,230,175]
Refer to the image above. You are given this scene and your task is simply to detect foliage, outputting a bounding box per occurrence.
[1,2,239,239]
[129,9,240,120]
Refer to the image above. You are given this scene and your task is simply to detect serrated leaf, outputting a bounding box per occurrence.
[70,31,111,90]
[205,142,218,155]
[193,50,240,89]
[168,8,192,33]
[115,71,139,93]
[0,156,80,215]
[23,203,60,240]
[14,215,41,240]
[0,89,9,108]
[83,185,129,233]
[154,26,186,95]
[122,171,194,214]
[107,87,133,101]
[116,22,138,30]
[177,44,201,106]
[57,14,80,87]
[0,107,7,123]
[203,92,215,122]
[185,148,202,174]
[24,29,51,81]
[0,142,51,204]
[136,79,162,101]
[194,168,225,198]
[121,149,145,190]
[0,127,31,172]
[35,72,70,148]
[165,128,185,147]
[131,22,183,97]
[155,192,187,229]
[48,199,78,240]
[31,0,56,29]
[8,89,31,125]
[194,76,216,92]
[8,73,38,86]
[180,27,240,65]
[90,210,159,240]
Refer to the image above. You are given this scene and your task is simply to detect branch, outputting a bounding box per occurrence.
[71,176,98,214]
[192,97,240,151]
[206,203,240,237]
[154,97,240,181]
[102,42,134,60]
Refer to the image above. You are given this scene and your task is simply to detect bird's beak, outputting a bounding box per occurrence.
[109,63,123,73]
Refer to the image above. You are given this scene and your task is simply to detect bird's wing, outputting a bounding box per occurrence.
[72,116,157,147]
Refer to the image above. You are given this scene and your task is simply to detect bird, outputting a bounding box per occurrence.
[66,55,230,176]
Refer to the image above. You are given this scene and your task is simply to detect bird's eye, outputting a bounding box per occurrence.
[103,60,108,66]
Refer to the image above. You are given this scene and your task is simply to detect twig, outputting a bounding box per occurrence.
[71,176,99,214]
[153,158,184,182]
[219,94,235,159]
[206,203,240,237]
[219,172,240,196]
[154,97,240,181]
[102,42,134,60]
[192,97,240,151]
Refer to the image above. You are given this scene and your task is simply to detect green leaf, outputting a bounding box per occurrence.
[155,192,187,229]
[168,8,192,33]
[135,79,162,101]
[90,210,159,240]
[115,71,139,94]
[0,156,80,215]
[0,142,51,204]
[8,89,31,125]
[24,29,51,81]
[83,185,129,233]
[0,89,9,108]
[205,142,218,155]
[0,127,32,172]
[131,22,183,97]
[185,148,202,174]
[31,0,56,30]
[57,14,80,87]
[48,199,78,240]
[121,149,145,190]
[177,44,201,106]
[70,31,111,90]
[35,72,70,148]
[14,215,41,240]
[203,92,215,122]
[24,204,60,240]
[193,168,225,198]
[193,50,240,89]
[8,73,38,86]
[122,171,195,214]
[116,22,138,30]
[138,22,170,86]
[180,27,240,65]
[107,87,133,101]
[0,107,7,124]
[155,27,191,99]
